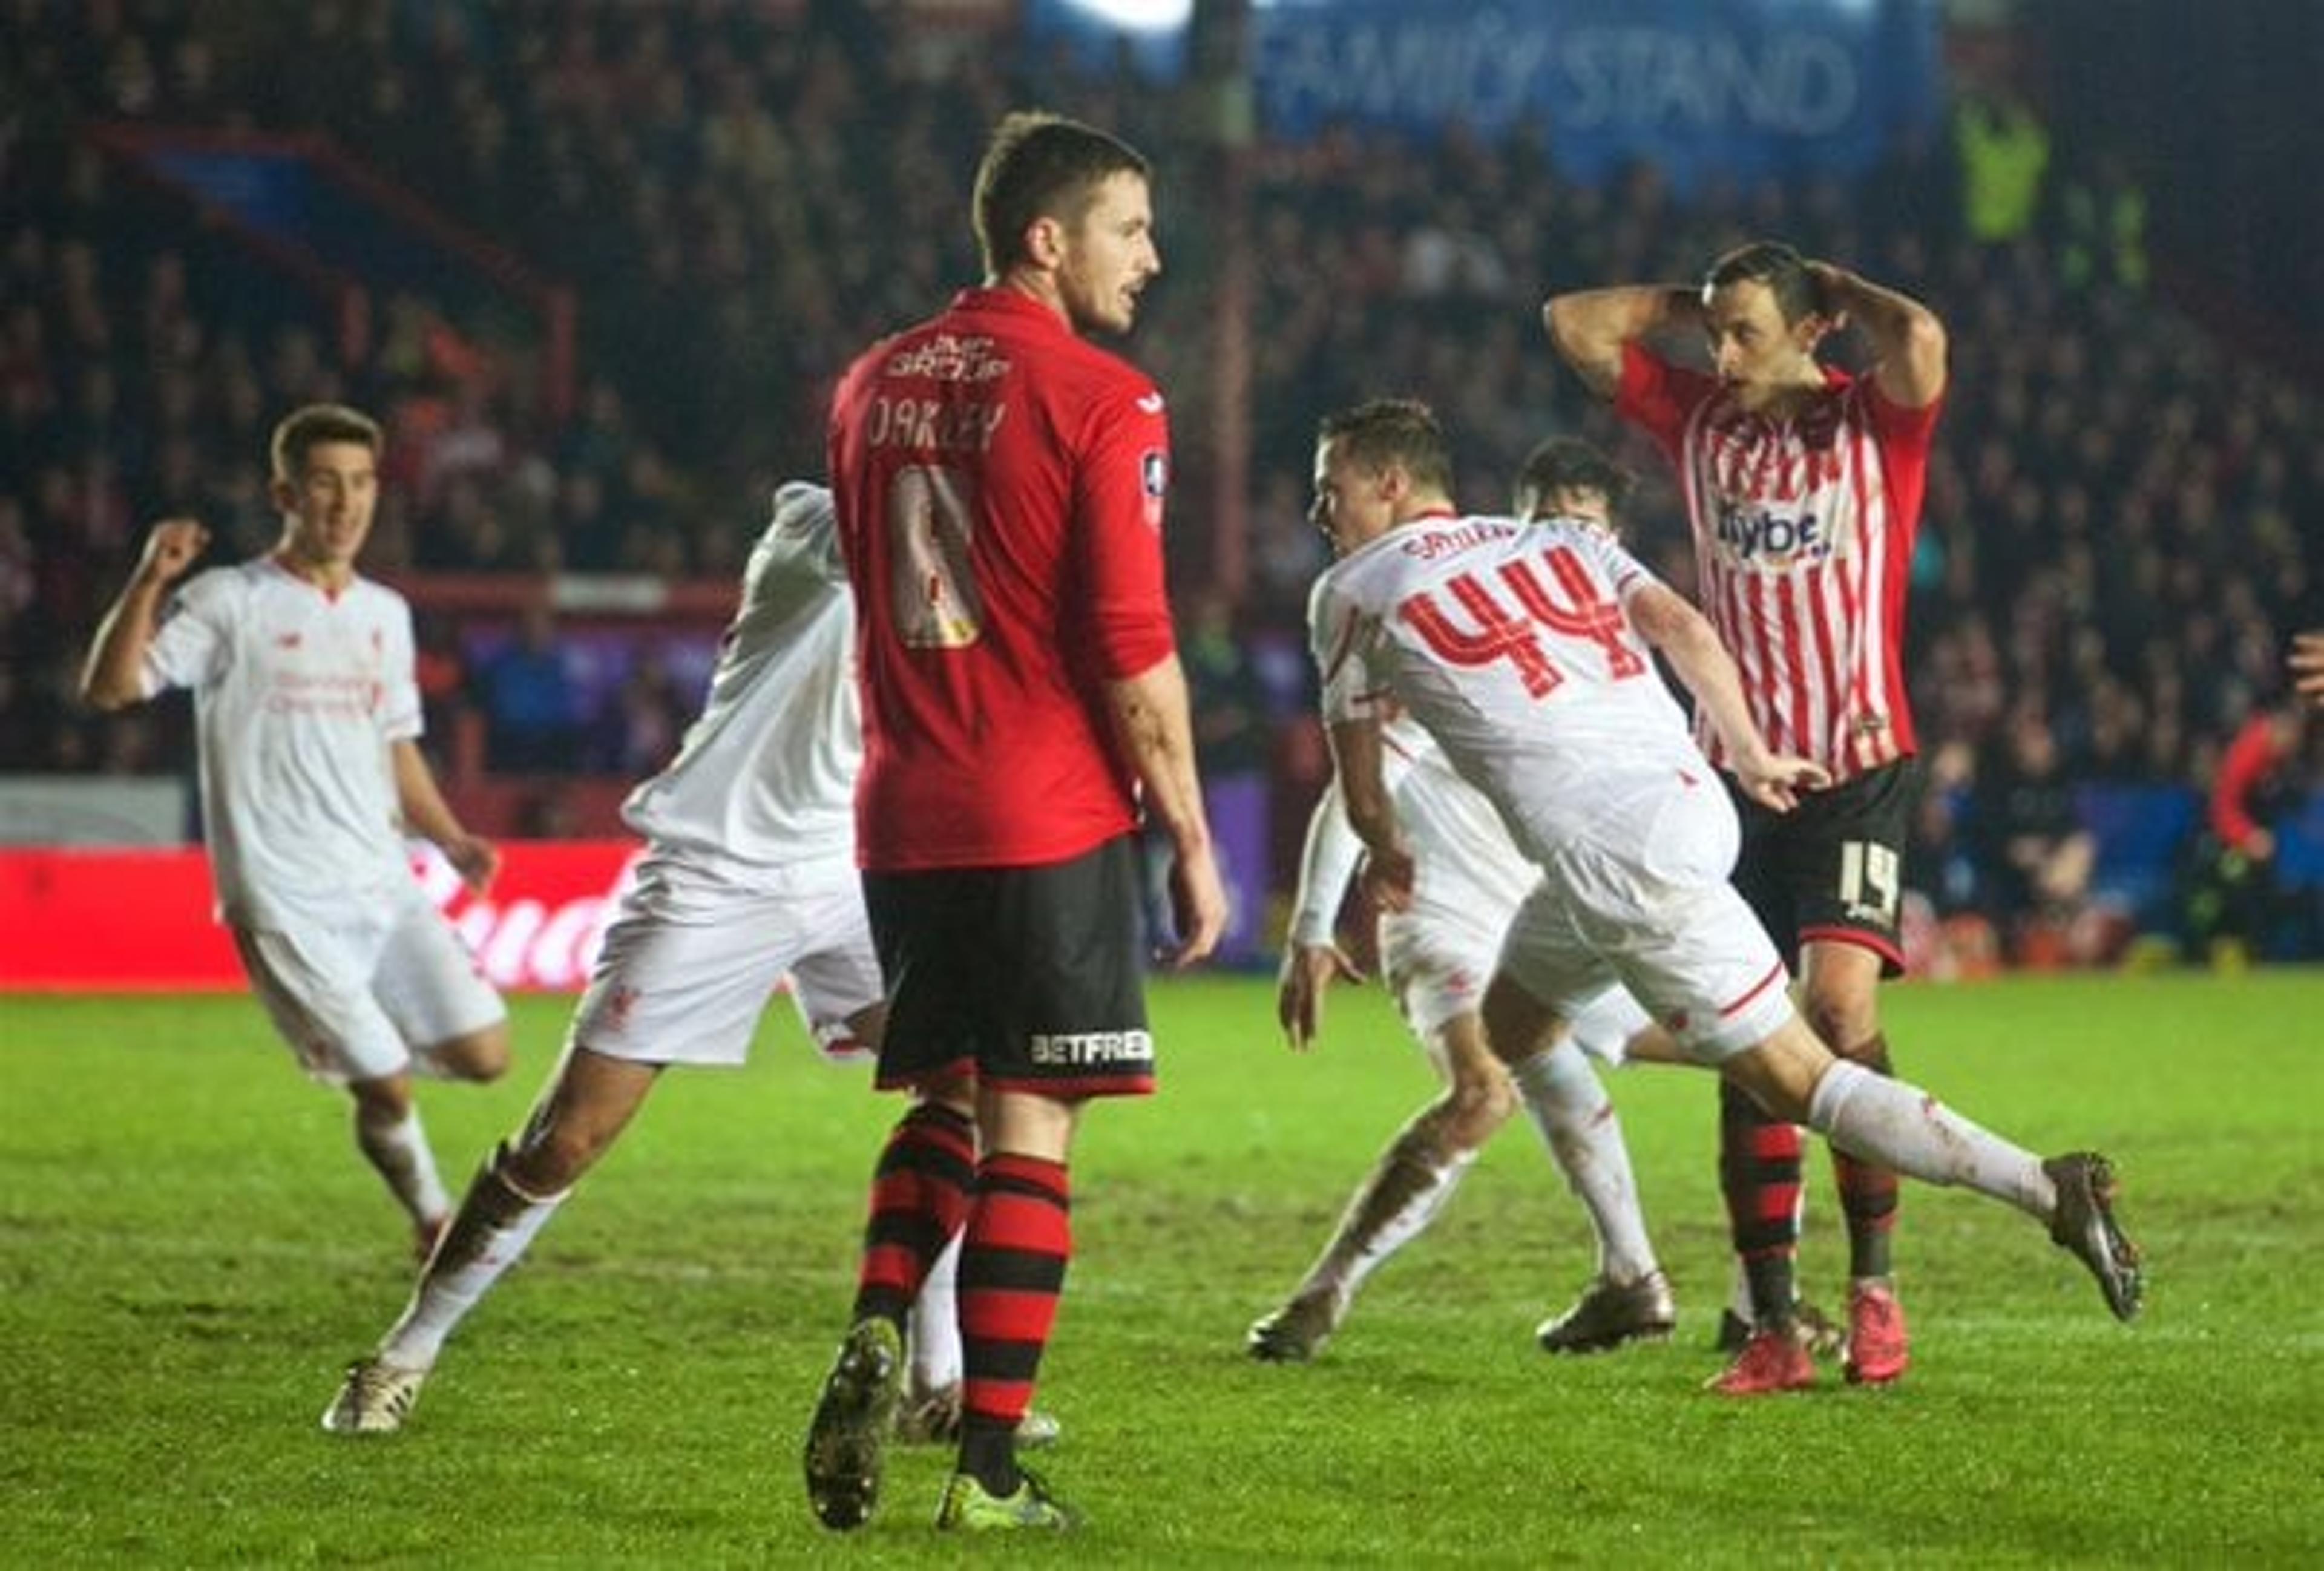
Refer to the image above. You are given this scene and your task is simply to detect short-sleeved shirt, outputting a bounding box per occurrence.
[142,559,420,930]
[1310,513,1709,864]
[620,482,859,875]
[1615,343,1940,781]
[829,287,1177,871]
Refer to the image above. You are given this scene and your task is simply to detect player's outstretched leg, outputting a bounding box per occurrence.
[1799,1058,2144,1319]
[2041,1152,2143,1319]
[321,1147,567,1435]
[1247,1126,1475,1363]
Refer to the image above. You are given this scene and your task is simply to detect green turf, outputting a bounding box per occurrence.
[4,971,2321,1566]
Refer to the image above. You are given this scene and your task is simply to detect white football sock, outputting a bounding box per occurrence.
[379,1164,566,1371]
[1807,1060,2049,1218]
[1327,1147,1475,1308]
[911,1232,965,1393]
[1510,1041,1658,1284]
[356,1106,450,1227]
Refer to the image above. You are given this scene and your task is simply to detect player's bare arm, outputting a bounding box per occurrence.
[1105,653,1228,966]
[1541,285,1702,401]
[80,518,211,710]
[1626,581,1830,811]
[391,739,501,895]
[1805,260,1948,408]
[1327,715,1415,913]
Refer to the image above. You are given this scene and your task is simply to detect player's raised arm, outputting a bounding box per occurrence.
[1804,260,1948,409]
[80,518,211,710]
[1541,284,1702,401]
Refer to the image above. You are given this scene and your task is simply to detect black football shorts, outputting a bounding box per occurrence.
[864,834,1155,1098]
[1728,756,1925,977]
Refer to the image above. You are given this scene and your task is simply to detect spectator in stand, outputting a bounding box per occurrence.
[1972,707,2100,966]
[2291,632,2324,707]
[411,609,474,777]
[476,603,586,772]
[2188,697,2310,964]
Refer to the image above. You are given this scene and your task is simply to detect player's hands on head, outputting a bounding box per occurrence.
[1803,260,1852,339]
[139,518,211,585]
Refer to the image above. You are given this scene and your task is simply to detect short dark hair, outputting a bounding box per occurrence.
[269,402,382,483]
[1704,240,1823,324]
[973,111,1151,275]
[1316,398,1456,496]
[1512,436,1634,520]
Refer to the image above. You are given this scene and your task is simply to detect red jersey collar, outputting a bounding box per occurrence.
[951,285,1073,336]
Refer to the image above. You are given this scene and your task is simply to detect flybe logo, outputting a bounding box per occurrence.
[1715,507,1834,567]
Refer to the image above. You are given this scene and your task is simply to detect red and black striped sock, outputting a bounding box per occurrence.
[1720,1078,1803,1323]
[850,1101,976,1327]
[1832,1035,1901,1281]
[957,1152,1071,1497]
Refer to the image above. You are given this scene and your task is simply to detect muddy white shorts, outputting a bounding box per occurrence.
[568,847,882,1067]
[1498,780,1793,1063]
[235,885,504,1085]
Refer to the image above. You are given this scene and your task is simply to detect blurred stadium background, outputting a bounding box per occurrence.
[3,0,2319,988]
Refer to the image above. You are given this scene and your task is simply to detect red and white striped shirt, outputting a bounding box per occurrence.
[1616,342,1940,781]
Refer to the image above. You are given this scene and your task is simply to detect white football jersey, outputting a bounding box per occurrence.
[620,482,859,871]
[1309,513,1710,862]
[143,559,422,928]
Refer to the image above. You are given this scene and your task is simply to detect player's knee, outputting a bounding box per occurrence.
[1439,1073,1517,1145]
[435,1024,513,1084]
[348,1073,413,1124]
[1802,996,1875,1058]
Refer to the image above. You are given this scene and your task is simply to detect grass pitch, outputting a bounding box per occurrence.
[4,971,2321,1566]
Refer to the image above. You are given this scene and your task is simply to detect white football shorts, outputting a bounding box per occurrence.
[1498,778,1793,1063]
[568,847,882,1068]
[1379,847,1532,1040]
[235,884,505,1085]
[1380,844,1646,1066]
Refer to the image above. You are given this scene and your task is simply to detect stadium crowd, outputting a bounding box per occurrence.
[2,0,2319,959]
